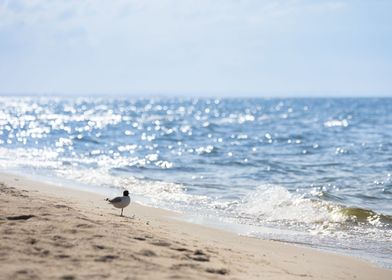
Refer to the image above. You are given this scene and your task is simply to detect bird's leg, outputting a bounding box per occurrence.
[121,208,123,216]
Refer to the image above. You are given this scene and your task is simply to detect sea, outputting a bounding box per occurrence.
[0,96,391,267]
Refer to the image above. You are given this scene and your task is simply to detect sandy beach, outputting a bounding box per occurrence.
[0,172,391,280]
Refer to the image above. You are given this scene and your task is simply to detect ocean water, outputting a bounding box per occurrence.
[0,97,391,267]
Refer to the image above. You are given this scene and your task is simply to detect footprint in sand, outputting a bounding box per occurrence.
[39,249,50,257]
[13,269,39,279]
[134,236,147,241]
[6,215,35,221]
[170,246,192,253]
[51,235,74,248]
[55,254,71,259]
[171,263,200,270]
[186,249,210,262]
[75,223,94,229]
[139,249,157,257]
[54,204,69,209]
[133,234,153,241]
[150,240,171,247]
[205,268,229,275]
[93,244,106,250]
[27,238,37,245]
[95,255,118,262]
[60,275,76,280]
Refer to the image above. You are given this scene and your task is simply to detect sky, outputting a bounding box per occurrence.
[0,0,391,97]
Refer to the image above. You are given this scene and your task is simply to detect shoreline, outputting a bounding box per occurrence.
[1,171,391,279]
[4,168,390,269]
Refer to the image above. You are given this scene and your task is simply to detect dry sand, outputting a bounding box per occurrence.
[0,172,391,280]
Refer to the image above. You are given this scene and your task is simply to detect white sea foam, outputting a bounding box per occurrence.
[236,185,347,228]
[53,166,211,208]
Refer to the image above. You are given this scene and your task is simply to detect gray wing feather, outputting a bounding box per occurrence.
[109,197,122,203]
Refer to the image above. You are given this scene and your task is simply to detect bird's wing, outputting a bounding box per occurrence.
[108,197,122,203]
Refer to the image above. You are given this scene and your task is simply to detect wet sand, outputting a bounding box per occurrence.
[0,172,391,280]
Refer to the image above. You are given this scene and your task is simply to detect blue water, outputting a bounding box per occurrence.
[1,97,391,267]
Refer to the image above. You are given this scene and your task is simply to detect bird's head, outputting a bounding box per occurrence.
[123,190,129,196]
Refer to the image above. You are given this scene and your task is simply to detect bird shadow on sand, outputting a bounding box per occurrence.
[109,213,136,219]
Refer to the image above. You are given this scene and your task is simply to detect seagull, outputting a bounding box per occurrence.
[106,190,131,216]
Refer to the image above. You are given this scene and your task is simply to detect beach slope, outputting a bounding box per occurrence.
[0,172,390,280]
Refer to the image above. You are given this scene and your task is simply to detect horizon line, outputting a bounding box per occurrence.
[1,91,392,99]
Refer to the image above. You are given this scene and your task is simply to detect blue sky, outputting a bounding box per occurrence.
[0,0,391,97]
